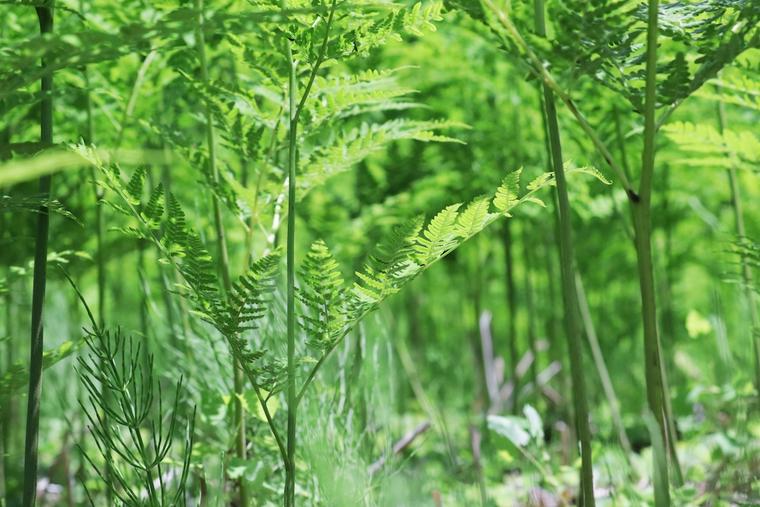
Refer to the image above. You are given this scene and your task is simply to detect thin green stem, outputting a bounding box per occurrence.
[82,45,115,507]
[633,1,676,501]
[23,6,54,507]
[283,1,338,504]
[575,272,633,459]
[285,37,298,507]
[521,223,539,406]
[503,221,518,413]
[194,1,248,505]
[533,1,595,504]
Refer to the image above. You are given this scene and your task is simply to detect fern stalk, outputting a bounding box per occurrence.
[716,92,760,390]
[533,1,595,504]
[194,1,249,505]
[631,1,680,499]
[22,6,54,507]
[285,39,298,506]
[283,1,339,503]
[521,223,539,405]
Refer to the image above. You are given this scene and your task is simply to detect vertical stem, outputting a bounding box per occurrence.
[631,0,679,499]
[503,221,518,413]
[82,41,114,505]
[716,96,760,391]
[285,40,298,507]
[194,1,248,505]
[534,1,595,504]
[575,272,633,459]
[281,2,337,501]
[23,6,54,507]
[1,279,9,504]
[521,222,539,403]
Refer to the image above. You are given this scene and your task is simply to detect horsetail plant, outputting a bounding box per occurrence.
[67,275,196,506]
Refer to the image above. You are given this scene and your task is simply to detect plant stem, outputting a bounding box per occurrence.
[503,221,518,413]
[23,6,54,507]
[194,1,248,505]
[282,2,338,503]
[533,1,595,504]
[631,1,679,500]
[82,43,114,506]
[575,272,633,459]
[521,223,539,406]
[285,37,298,507]
[716,93,760,391]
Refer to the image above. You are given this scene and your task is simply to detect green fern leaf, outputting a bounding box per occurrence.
[493,168,522,215]
[299,241,347,350]
[414,203,462,264]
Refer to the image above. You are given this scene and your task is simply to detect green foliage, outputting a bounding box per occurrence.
[299,240,347,351]
[663,121,760,167]
[547,0,760,111]
[77,325,195,506]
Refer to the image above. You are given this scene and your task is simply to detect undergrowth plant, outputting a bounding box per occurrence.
[68,278,196,506]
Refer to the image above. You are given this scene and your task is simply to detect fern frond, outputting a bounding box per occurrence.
[455,196,495,238]
[307,68,418,125]
[663,121,760,167]
[414,203,462,264]
[493,168,522,215]
[0,195,80,223]
[226,253,281,338]
[298,241,347,350]
[299,119,465,197]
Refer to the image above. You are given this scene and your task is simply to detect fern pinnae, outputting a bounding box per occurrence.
[295,169,558,403]
[82,149,291,468]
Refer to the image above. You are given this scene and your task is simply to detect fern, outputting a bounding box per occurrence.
[455,196,495,238]
[546,0,760,111]
[414,203,463,264]
[0,194,79,223]
[298,240,347,351]
[299,119,465,196]
[663,121,760,167]
[76,145,277,386]
[493,168,523,215]
[306,68,418,126]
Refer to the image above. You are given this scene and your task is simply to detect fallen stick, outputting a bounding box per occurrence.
[368,421,431,476]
